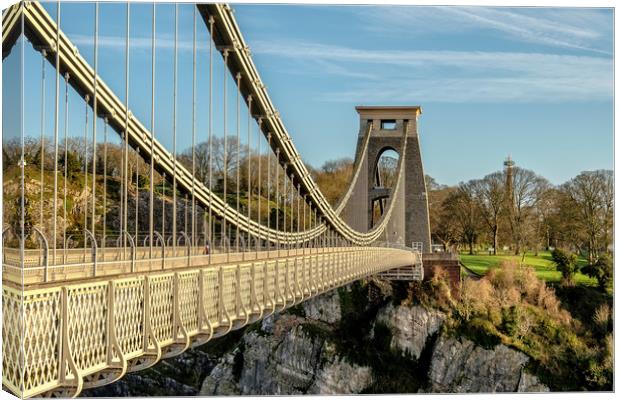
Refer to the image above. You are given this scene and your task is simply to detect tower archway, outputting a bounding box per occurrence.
[371,148,399,228]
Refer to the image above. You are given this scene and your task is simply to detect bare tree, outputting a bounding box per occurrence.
[427,178,454,250]
[441,181,482,254]
[561,170,613,262]
[508,167,549,255]
[472,171,505,255]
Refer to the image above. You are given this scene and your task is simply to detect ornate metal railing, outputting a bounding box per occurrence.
[3,246,417,398]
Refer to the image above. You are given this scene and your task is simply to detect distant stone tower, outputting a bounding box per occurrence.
[504,155,516,216]
[342,106,431,252]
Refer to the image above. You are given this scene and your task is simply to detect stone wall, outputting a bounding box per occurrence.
[423,254,461,292]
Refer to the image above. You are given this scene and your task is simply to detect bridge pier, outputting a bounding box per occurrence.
[422,253,461,293]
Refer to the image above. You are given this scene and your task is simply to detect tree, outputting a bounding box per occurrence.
[59,150,83,177]
[472,172,505,255]
[533,187,561,252]
[313,158,353,206]
[179,136,249,191]
[441,181,482,254]
[582,254,613,290]
[551,248,578,285]
[508,167,549,255]
[561,170,613,263]
[427,177,454,250]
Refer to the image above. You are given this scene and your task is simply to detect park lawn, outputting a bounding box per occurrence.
[460,251,597,286]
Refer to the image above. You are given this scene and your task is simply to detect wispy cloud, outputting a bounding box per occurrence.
[356,6,612,55]
[69,34,209,52]
[252,40,612,103]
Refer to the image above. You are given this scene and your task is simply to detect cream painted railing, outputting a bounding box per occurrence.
[2,246,416,398]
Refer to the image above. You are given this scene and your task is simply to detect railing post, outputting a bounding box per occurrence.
[154,231,165,270]
[178,231,191,267]
[32,227,49,282]
[83,229,97,277]
[217,267,224,324]
[126,233,136,273]
[107,281,115,365]
[235,264,241,318]
[249,262,256,316]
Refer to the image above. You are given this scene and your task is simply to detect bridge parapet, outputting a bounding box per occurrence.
[2,246,415,398]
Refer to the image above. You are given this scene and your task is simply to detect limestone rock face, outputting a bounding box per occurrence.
[200,352,240,395]
[428,335,549,393]
[199,314,372,395]
[310,356,373,394]
[517,370,550,393]
[302,289,342,324]
[82,283,551,397]
[375,304,446,359]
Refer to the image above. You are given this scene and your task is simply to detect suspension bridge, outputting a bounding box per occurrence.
[1,2,435,397]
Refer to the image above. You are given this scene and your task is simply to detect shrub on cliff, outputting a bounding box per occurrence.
[581,254,613,290]
[551,248,578,286]
[434,261,612,391]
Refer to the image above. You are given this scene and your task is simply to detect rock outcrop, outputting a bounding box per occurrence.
[375,304,446,359]
[200,290,373,395]
[302,289,342,324]
[200,323,373,395]
[428,335,549,393]
[81,282,550,397]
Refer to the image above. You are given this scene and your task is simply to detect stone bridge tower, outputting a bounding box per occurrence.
[343,106,431,252]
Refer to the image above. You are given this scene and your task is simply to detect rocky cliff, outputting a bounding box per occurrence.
[200,316,373,395]
[82,280,548,396]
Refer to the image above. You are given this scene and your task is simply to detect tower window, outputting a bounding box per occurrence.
[380,120,397,130]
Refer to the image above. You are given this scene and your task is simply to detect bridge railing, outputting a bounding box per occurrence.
[2,246,416,398]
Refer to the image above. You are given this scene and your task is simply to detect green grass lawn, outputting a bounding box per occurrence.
[460,251,597,286]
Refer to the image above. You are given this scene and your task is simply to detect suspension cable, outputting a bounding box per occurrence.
[123,1,130,257]
[290,172,295,252]
[222,49,229,255]
[256,118,262,254]
[266,131,271,254]
[191,6,197,250]
[173,3,178,255]
[91,2,98,244]
[235,72,241,253]
[62,72,69,264]
[135,147,139,243]
[52,2,60,263]
[162,172,166,241]
[297,183,301,254]
[39,48,46,230]
[208,15,214,264]
[103,117,108,256]
[275,149,280,252]
[246,95,252,251]
[149,2,156,258]
[303,194,307,251]
[278,163,288,252]
[83,94,89,260]
[184,194,188,242]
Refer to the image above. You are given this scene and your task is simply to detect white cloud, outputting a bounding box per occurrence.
[251,40,612,103]
[356,6,612,55]
[68,33,209,52]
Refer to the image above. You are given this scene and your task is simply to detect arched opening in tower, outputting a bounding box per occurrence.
[371,148,399,227]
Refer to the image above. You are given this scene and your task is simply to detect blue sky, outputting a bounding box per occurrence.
[233,4,614,185]
[5,2,614,186]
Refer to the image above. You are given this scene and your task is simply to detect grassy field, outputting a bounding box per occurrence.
[460,250,597,286]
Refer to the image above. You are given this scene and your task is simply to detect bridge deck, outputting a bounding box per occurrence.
[2,246,418,398]
[3,246,364,287]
